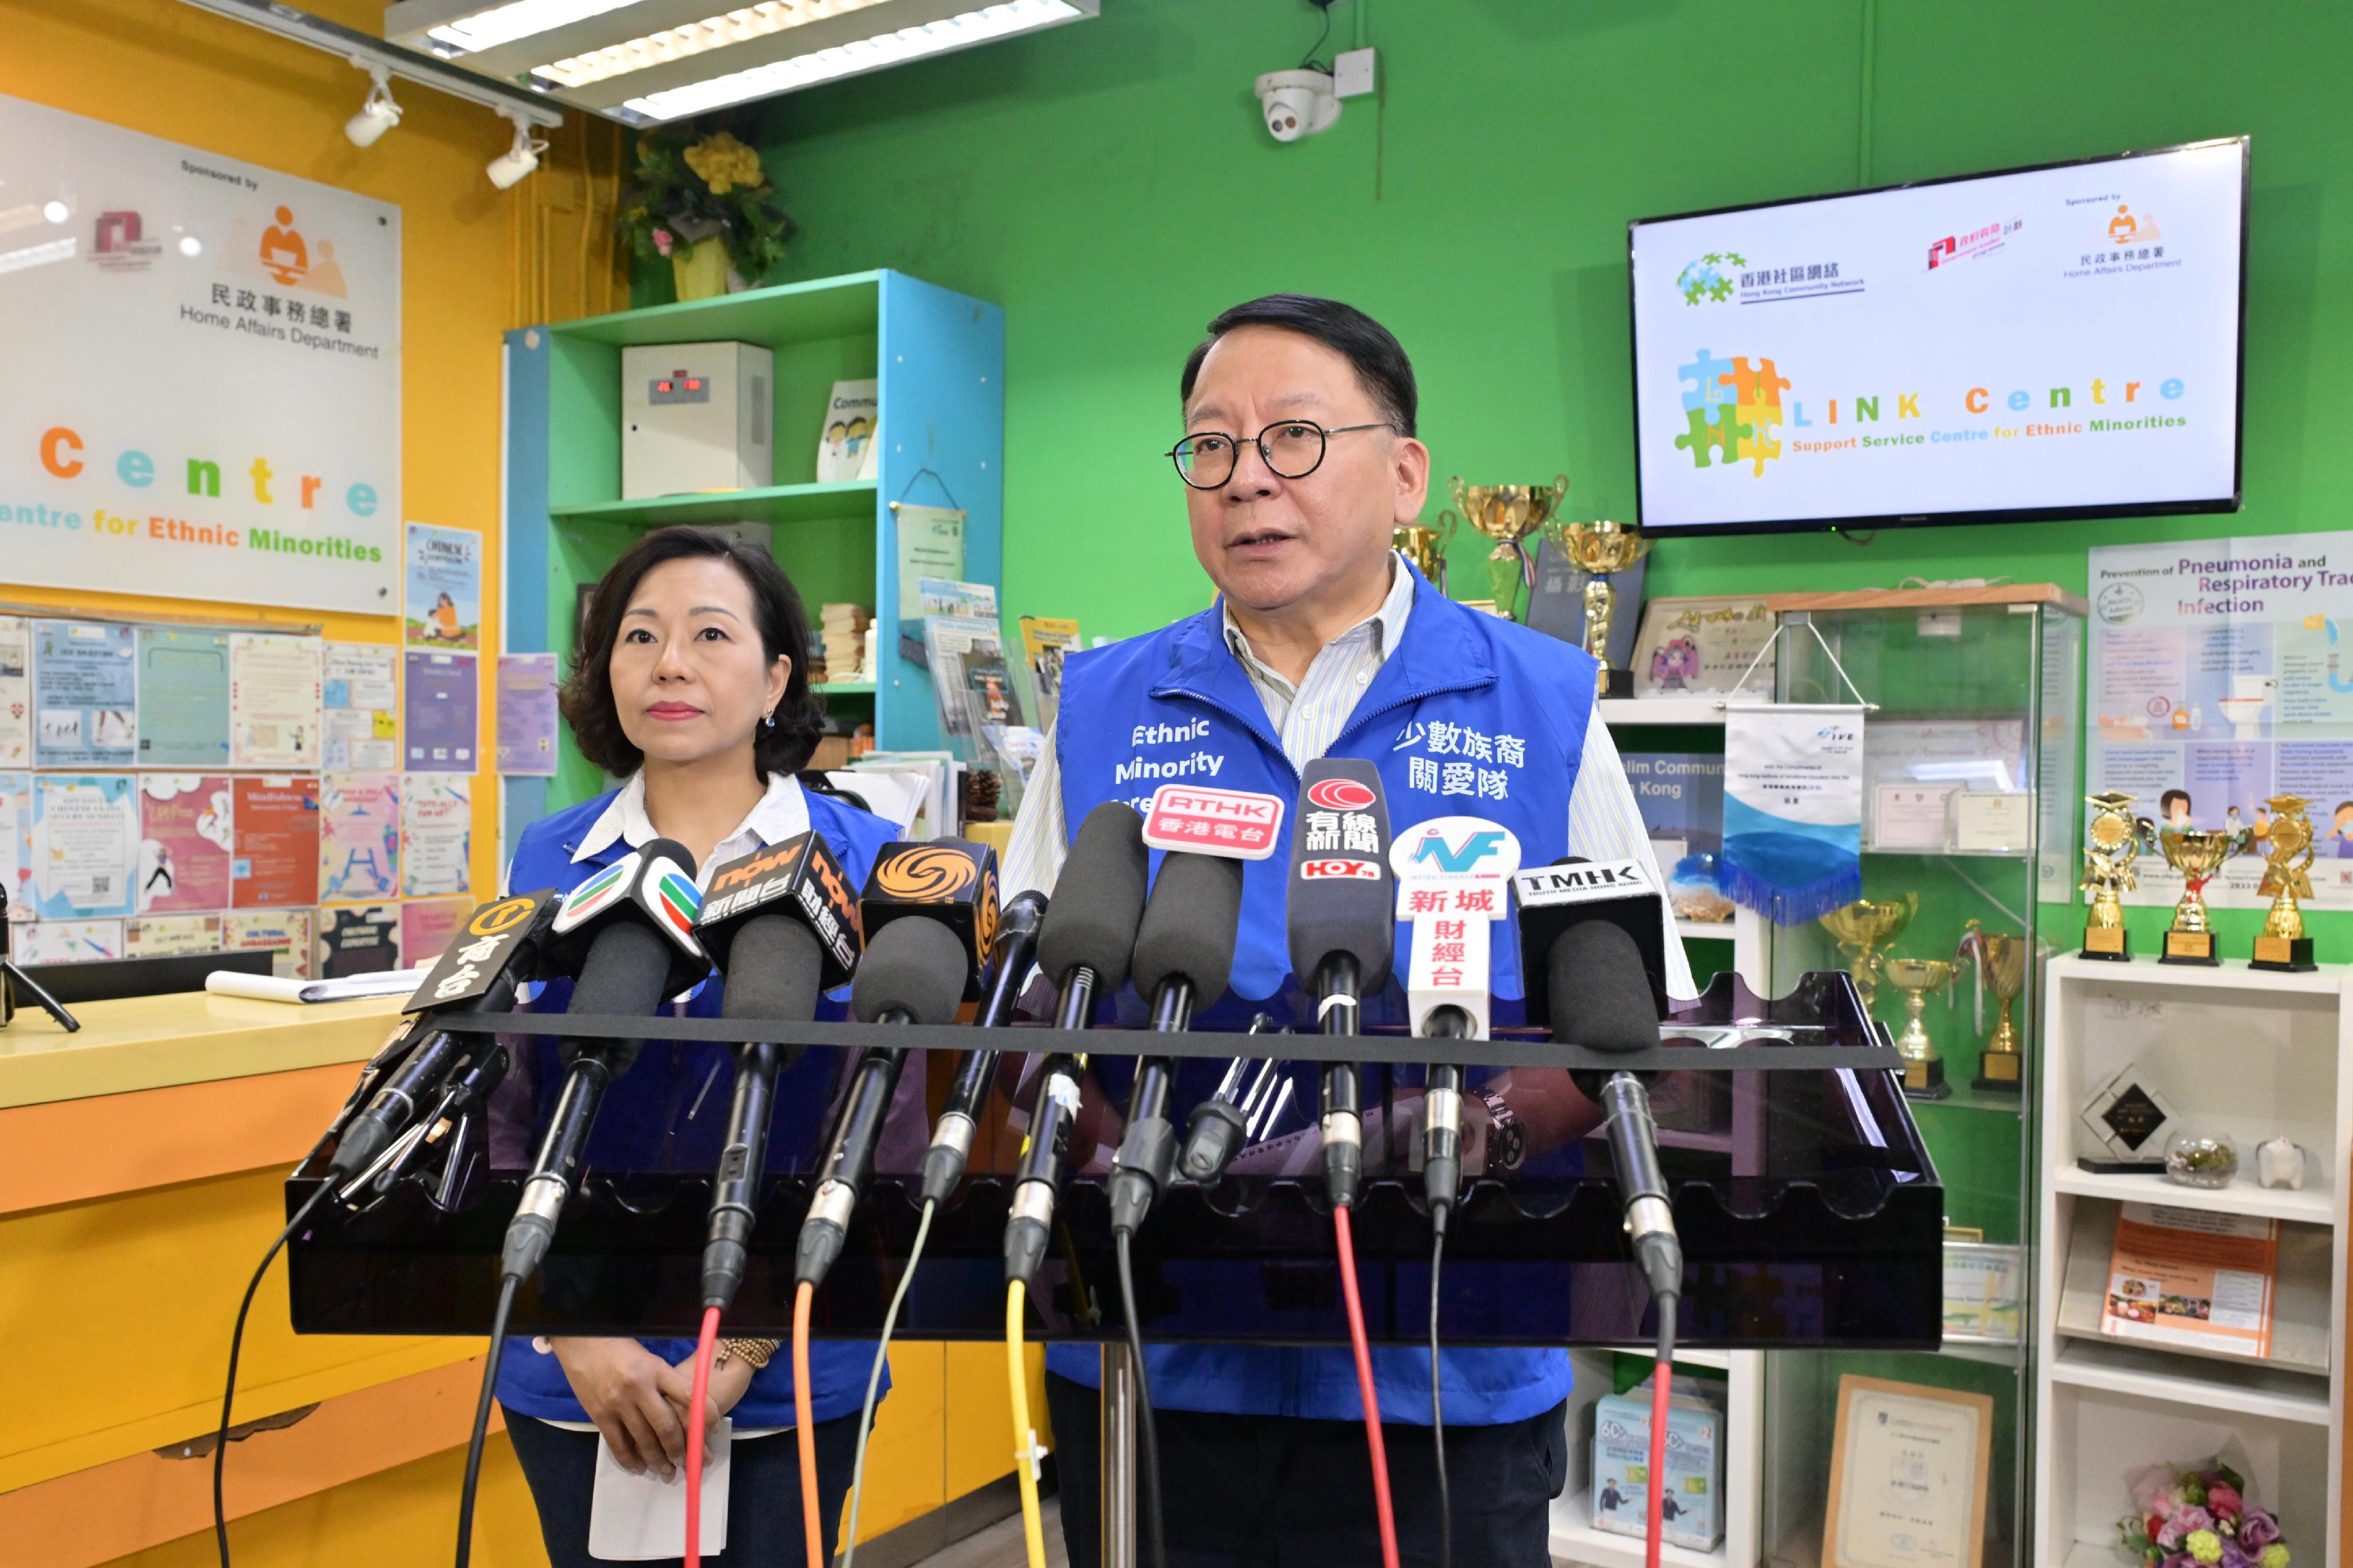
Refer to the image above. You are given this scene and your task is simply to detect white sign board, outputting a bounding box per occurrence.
[0,93,400,613]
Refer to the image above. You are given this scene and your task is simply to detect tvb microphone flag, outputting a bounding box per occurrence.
[1718,702,1865,925]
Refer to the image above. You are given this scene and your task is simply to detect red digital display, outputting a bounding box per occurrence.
[658,381,672,392]
[685,379,701,390]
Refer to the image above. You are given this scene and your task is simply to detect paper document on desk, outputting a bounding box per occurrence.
[588,1420,731,1560]
[204,966,426,1005]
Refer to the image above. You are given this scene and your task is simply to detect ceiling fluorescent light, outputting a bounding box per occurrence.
[419,0,645,55]
[619,0,1089,120]
[535,1,894,89]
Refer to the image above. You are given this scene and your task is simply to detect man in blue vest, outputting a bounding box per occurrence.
[1002,295,1692,1566]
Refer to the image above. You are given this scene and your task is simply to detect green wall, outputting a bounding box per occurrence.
[707,0,2352,955]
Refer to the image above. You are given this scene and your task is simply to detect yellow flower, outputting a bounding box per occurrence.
[2182,1532,2222,1565]
[2261,1546,2289,1568]
[685,132,764,195]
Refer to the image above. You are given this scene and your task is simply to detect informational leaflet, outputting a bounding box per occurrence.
[894,505,966,622]
[319,773,400,904]
[225,908,313,979]
[2101,1202,2277,1359]
[0,772,29,920]
[399,897,470,967]
[323,642,400,772]
[401,774,471,897]
[495,653,560,775]
[317,902,401,977]
[404,652,478,771]
[138,775,235,913]
[126,912,224,957]
[33,620,137,769]
[0,616,30,768]
[231,775,321,908]
[1018,615,1081,733]
[404,523,482,650]
[32,775,138,919]
[135,627,232,769]
[20,919,124,964]
[2087,530,2353,909]
[230,633,324,770]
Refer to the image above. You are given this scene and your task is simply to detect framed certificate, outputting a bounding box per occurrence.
[1824,1374,1992,1568]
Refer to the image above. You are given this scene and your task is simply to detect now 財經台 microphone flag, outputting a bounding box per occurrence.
[1718,702,1864,925]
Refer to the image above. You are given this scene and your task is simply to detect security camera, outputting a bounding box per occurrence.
[1255,69,1340,142]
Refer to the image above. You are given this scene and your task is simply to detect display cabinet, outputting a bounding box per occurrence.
[1747,586,2085,1568]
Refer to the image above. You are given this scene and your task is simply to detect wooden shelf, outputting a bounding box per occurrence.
[1764,582,2091,616]
[1598,695,1727,726]
[813,680,877,695]
[1674,919,1735,945]
[548,479,879,529]
[1549,1489,1731,1568]
[2051,1164,2335,1225]
[551,271,882,349]
[2047,1336,2331,1426]
[2046,953,2348,996]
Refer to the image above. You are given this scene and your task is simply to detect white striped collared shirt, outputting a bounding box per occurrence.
[1001,554,1694,996]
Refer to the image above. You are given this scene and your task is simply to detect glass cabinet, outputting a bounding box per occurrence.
[1752,588,2085,1568]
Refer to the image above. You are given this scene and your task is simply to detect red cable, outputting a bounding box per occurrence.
[1331,1205,1400,1568]
[1647,1352,1671,1568]
[794,1281,823,1568]
[685,1306,720,1568]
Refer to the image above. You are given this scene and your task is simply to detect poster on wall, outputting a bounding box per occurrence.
[1,772,31,919]
[0,618,29,768]
[319,773,399,904]
[402,773,470,896]
[21,920,124,965]
[231,633,322,770]
[135,626,232,768]
[0,94,400,614]
[2085,531,2353,910]
[138,774,234,912]
[404,523,481,649]
[496,653,560,775]
[322,642,399,771]
[126,912,222,957]
[231,774,320,908]
[32,774,138,919]
[404,652,477,771]
[399,897,469,966]
[317,902,400,977]
[33,620,137,769]
[225,907,311,979]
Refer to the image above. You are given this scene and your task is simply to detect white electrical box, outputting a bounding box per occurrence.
[621,341,774,499]
[1333,46,1377,98]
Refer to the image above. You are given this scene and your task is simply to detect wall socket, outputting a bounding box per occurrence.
[1334,46,1377,98]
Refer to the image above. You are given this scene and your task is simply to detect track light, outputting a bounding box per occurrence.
[485,110,547,188]
[345,61,404,147]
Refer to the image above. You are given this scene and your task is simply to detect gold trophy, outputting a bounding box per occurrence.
[2079,791,2144,960]
[1882,956,1956,1100]
[1548,517,1653,698]
[1958,919,2028,1093]
[2252,793,2318,972]
[1818,893,1918,1011]
[1439,474,1570,623]
[1392,514,1455,596]
[2156,825,2250,965]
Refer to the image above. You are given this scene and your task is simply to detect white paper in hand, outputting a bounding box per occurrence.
[586,1420,730,1560]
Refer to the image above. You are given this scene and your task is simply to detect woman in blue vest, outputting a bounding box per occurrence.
[497,526,898,1568]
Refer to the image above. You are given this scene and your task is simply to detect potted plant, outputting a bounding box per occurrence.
[617,124,795,301]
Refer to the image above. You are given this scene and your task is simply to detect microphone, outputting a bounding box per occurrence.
[919,889,1049,1208]
[1284,760,1395,1209]
[501,840,708,1286]
[1005,802,1148,1286]
[1512,856,1678,1305]
[695,833,865,1310]
[1,884,78,1032]
[1176,1014,1282,1184]
[1108,849,1245,1234]
[795,839,994,1289]
[327,889,562,1180]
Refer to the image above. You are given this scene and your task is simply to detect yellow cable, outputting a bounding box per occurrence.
[1007,1280,1049,1568]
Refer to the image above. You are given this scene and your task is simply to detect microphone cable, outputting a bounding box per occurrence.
[794,1280,824,1568]
[1112,1227,1166,1568]
[213,1179,335,1568]
[1429,1213,1450,1568]
[453,1272,521,1568]
[1006,1280,1050,1568]
[684,1306,721,1567]
[839,1197,935,1567]
[1645,1294,1679,1568]
[1330,1202,1399,1568]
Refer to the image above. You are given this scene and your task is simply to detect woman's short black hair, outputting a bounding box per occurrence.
[1178,294,1418,437]
[560,526,824,779]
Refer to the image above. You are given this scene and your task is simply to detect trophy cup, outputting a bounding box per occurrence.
[1818,893,1918,1010]
[2155,825,2250,966]
[1882,956,1956,1100]
[2079,791,2144,960]
[1439,475,1570,623]
[1392,515,1455,597]
[2252,793,2318,972]
[1547,516,1653,698]
[1958,919,2028,1094]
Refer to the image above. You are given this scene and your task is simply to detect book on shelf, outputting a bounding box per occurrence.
[2099,1201,2277,1359]
[815,380,878,483]
[1019,615,1081,732]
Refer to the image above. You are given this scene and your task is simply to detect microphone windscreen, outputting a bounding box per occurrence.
[1547,919,1661,1053]
[1037,802,1148,990]
[637,837,699,878]
[851,913,969,1025]
[1284,759,1395,990]
[562,918,676,1071]
[717,915,826,1024]
[1131,851,1243,1003]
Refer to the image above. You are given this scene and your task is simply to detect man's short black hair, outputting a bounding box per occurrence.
[1179,294,1418,437]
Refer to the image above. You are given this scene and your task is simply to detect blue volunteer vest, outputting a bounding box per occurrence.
[494,779,899,1430]
[1046,563,1598,1425]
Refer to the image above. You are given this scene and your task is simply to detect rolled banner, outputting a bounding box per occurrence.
[1719,702,1865,924]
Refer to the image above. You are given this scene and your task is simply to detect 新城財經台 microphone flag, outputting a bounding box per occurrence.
[1719,702,1864,924]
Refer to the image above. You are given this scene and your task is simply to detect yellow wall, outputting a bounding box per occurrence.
[0,0,624,900]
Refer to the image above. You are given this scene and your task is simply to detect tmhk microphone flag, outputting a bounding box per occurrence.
[1718,702,1865,925]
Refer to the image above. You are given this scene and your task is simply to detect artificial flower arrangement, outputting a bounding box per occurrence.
[2119,1457,2292,1567]
[616,125,795,296]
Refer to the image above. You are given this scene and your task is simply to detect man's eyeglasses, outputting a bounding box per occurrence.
[1165,420,1392,490]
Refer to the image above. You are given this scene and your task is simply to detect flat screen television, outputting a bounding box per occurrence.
[1628,138,2247,537]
